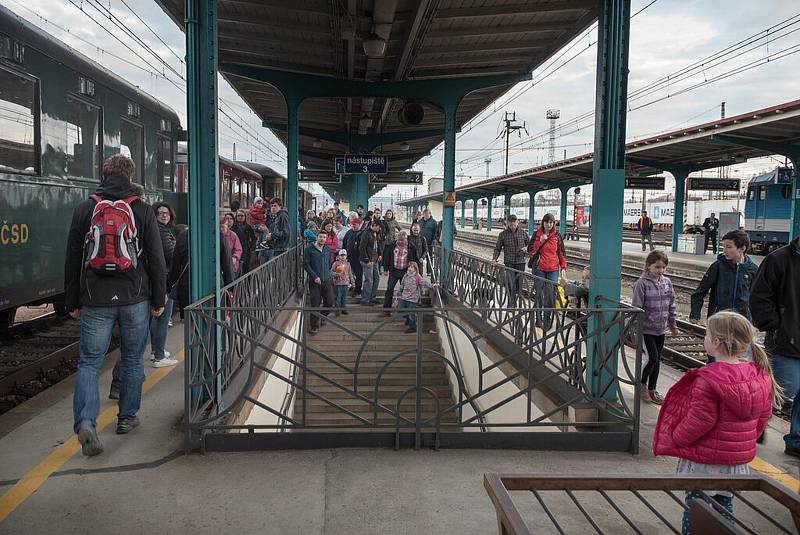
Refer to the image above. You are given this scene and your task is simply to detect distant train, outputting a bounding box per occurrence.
[745,167,795,253]
[460,198,744,231]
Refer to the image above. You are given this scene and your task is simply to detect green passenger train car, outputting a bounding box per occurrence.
[0,5,183,326]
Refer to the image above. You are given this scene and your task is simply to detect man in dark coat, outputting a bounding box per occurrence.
[64,154,166,456]
[749,235,800,457]
[702,212,720,254]
[636,210,655,252]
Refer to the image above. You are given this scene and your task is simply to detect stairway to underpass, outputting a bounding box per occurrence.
[294,297,459,428]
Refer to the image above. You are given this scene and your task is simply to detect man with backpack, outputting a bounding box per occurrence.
[637,210,655,252]
[64,154,166,457]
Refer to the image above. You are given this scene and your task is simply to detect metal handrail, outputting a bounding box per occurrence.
[426,248,488,431]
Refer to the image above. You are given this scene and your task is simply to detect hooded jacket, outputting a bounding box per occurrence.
[407,233,429,262]
[631,273,676,335]
[268,208,291,251]
[653,362,773,465]
[168,229,234,308]
[689,254,758,321]
[527,228,567,272]
[749,239,800,358]
[247,204,267,226]
[418,216,438,245]
[64,175,166,311]
[358,228,383,264]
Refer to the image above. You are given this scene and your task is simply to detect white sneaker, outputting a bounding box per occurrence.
[151,351,171,361]
[153,357,178,368]
[168,320,174,327]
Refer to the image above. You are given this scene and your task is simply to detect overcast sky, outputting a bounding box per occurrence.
[4,0,799,200]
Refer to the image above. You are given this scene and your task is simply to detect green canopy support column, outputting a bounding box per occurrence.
[487,197,494,232]
[791,157,800,239]
[559,186,570,235]
[440,101,458,253]
[671,171,688,252]
[503,190,512,222]
[527,190,537,236]
[472,198,479,229]
[587,0,631,401]
[186,0,219,303]
[460,200,466,229]
[186,0,221,428]
[350,174,369,214]
[285,97,300,246]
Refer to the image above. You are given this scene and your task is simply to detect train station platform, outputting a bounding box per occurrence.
[451,225,764,271]
[0,248,797,533]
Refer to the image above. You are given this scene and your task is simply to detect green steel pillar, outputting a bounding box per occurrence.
[559,186,569,235]
[671,171,688,253]
[527,190,537,236]
[351,174,369,215]
[472,198,479,229]
[487,197,494,232]
[587,0,631,399]
[460,200,466,229]
[285,97,300,246]
[441,102,458,251]
[503,190,512,222]
[186,0,219,303]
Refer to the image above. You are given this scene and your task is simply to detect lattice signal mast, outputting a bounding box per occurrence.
[546,109,560,163]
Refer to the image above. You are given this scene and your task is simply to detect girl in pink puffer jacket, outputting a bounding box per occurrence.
[653,311,782,535]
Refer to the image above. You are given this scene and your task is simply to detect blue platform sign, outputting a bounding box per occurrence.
[335,157,345,175]
[343,154,388,174]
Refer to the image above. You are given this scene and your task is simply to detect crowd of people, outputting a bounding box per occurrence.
[302,206,438,334]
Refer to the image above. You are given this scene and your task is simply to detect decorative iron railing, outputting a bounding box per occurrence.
[484,474,800,535]
[183,245,643,452]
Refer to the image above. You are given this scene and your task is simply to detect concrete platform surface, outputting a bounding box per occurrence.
[0,303,797,534]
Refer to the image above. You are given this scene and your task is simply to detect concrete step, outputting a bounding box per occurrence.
[305,354,445,364]
[306,334,439,345]
[308,362,446,373]
[302,412,458,425]
[297,397,453,413]
[305,373,450,387]
[296,384,453,398]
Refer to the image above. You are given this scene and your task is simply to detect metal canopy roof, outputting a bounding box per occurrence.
[401,98,800,203]
[155,0,597,173]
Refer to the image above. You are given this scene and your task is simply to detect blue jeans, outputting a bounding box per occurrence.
[149,297,173,360]
[398,299,418,328]
[771,354,800,449]
[532,268,559,327]
[504,262,526,307]
[335,284,349,309]
[682,491,734,535]
[74,301,150,431]
[360,261,380,303]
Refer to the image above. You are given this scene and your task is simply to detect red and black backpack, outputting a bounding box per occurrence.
[83,194,140,274]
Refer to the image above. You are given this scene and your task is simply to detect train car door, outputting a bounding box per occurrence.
[754,185,766,230]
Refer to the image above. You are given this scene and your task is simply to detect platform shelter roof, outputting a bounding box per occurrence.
[400,98,800,203]
[155,0,598,173]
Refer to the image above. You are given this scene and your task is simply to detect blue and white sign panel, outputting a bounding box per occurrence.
[343,154,388,174]
[335,157,345,175]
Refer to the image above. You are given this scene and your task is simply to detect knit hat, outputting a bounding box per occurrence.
[338,249,347,257]
[306,220,318,230]
[253,196,263,204]
[351,218,362,226]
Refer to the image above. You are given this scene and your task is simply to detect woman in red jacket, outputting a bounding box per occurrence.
[527,213,567,283]
[653,311,781,535]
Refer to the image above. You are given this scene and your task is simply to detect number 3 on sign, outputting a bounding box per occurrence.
[363,165,368,173]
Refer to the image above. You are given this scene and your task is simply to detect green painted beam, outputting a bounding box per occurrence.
[559,186,569,233]
[587,0,631,401]
[220,64,531,105]
[487,197,494,232]
[671,171,688,252]
[472,198,479,229]
[527,190,537,235]
[286,98,300,246]
[263,122,446,148]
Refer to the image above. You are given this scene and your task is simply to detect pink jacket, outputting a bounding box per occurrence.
[225,230,243,273]
[653,362,772,465]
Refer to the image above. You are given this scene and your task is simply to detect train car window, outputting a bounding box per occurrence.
[747,188,754,201]
[156,135,172,190]
[64,95,101,179]
[120,118,144,184]
[221,169,230,207]
[759,187,766,201]
[0,67,38,174]
[782,184,792,199]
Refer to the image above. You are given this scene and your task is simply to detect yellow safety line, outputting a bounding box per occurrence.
[0,349,184,523]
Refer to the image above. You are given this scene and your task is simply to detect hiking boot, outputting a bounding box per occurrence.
[756,431,766,444]
[108,386,120,400]
[77,421,104,457]
[382,311,391,317]
[785,446,800,458]
[309,328,318,335]
[648,390,664,405]
[341,310,349,315]
[153,357,179,368]
[116,417,140,435]
[405,327,416,333]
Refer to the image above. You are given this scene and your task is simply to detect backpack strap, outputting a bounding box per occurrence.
[89,194,102,203]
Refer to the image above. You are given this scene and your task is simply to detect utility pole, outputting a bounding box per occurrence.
[484,157,491,179]
[502,111,525,175]
[232,142,236,160]
[546,109,560,163]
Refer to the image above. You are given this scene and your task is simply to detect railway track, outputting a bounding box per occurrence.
[0,315,86,414]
